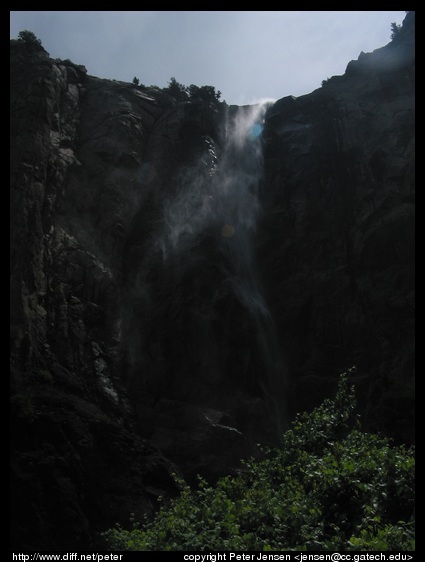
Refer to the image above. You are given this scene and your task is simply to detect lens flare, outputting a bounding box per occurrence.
[248,123,263,141]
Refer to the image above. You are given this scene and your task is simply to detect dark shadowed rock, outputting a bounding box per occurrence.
[10,41,181,550]
[258,11,414,441]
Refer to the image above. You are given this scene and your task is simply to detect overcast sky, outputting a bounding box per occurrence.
[10,11,407,106]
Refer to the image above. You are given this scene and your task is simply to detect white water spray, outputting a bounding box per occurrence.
[159,100,274,258]
[155,98,287,440]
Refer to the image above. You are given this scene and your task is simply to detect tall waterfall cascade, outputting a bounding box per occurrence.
[148,99,288,442]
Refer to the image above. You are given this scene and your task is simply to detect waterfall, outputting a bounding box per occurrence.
[214,103,288,440]
[148,99,287,443]
[159,102,271,260]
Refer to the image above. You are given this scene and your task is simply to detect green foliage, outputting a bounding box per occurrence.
[132,77,140,86]
[58,59,87,75]
[390,22,402,40]
[16,30,43,50]
[163,77,189,102]
[187,84,222,104]
[102,371,415,551]
[163,77,222,106]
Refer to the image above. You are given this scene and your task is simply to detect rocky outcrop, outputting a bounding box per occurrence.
[10,43,183,550]
[10,12,415,550]
[10,38,268,549]
[258,11,415,441]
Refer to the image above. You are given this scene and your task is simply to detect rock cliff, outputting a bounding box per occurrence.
[10,12,414,550]
[258,12,415,441]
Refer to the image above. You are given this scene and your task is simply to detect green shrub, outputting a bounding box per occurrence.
[162,77,223,106]
[390,22,402,40]
[15,30,44,51]
[102,370,415,551]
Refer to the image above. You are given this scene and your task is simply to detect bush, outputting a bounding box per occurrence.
[15,30,44,51]
[162,77,223,106]
[390,22,402,40]
[102,370,415,551]
[163,77,189,102]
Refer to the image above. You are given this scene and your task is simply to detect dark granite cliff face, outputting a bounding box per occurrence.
[10,13,414,550]
[258,13,415,440]
[10,45,183,550]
